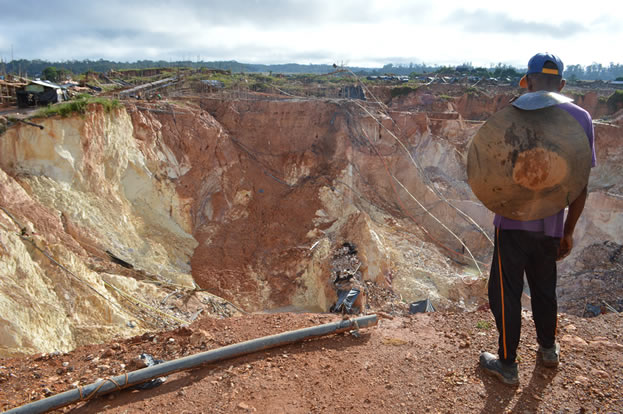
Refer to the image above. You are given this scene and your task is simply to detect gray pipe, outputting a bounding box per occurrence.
[3,314,377,414]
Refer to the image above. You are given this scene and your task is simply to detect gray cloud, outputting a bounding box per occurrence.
[1,0,429,32]
[446,9,587,38]
[0,0,433,60]
[2,1,608,65]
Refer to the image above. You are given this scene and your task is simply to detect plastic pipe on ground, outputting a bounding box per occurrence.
[3,314,377,414]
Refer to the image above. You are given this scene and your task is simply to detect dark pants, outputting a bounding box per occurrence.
[488,228,560,365]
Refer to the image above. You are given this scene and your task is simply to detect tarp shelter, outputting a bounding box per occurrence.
[16,80,68,108]
[200,80,224,88]
[409,298,435,313]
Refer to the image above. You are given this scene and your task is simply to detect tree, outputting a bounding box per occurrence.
[42,66,58,82]
[436,66,455,75]
[58,68,72,81]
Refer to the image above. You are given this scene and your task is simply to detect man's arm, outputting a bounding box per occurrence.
[557,186,588,260]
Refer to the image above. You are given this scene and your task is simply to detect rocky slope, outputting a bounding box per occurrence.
[0,85,621,359]
[0,104,237,357]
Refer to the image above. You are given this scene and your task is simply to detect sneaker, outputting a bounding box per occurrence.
[537,342,560,367]
[479,352,519,385]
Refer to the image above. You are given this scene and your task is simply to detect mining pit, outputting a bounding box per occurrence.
[1,83,622,357]
[0,82,622,412]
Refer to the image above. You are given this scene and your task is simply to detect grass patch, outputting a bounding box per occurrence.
[476,320,492,330]
[390,86,417,98]
[36,95,122,118]
[100,84,124,93]
[185,71,368,95]
[186,72,246,89]
[606,90,623,112]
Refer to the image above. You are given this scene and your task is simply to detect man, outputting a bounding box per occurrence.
[479,53,597,385]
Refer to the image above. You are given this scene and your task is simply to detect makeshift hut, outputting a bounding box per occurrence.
[16,80,68,108]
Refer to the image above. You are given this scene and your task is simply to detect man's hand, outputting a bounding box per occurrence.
[557,233,573,261]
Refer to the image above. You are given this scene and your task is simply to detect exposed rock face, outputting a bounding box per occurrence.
[0,104,233,357]
[571,91,610,119]
[197,98,492,312]
[454,90,516,121]
[194,91,622,316]
[0,88,621,357]
[2,107,198,280]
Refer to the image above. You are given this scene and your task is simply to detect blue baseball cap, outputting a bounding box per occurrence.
[519,53,564,88]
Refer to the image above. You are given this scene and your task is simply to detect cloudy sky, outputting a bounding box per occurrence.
[1,0,621,68]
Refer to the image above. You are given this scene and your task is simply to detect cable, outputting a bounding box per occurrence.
[331,67,493,247]
[331,172,490,268]
[351,100,493,247]
[356,127,483,276]
[213,98,489,271]
[102,279,190,325]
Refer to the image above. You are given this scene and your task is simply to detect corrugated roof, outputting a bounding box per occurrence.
[28,80,62,89]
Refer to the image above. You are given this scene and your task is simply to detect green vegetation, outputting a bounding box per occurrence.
[5,59,623,81]
[42,66,58,81]
[439,94,454,101]
[185,71,371,96]
[36,95,122,118]
[0,116,18,135]
[476,320,492,330]
[186,71,242,88]
[435,63,521,79]
[435,66,456,75]
[42,66,73,82]
[488,63,523,79]
[606,90,623,112]
[126,74,171,85]
[390,86,417,98]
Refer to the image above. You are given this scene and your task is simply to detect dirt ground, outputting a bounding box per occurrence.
[1,310,621,414]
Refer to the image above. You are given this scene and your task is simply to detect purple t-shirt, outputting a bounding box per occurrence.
[493,102,596,238]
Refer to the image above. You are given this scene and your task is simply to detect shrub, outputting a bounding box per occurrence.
[476,320,491,330]
[36,95,122,118]
[42,66,59,82]
[606,90,623,112]
[390,86,417,98]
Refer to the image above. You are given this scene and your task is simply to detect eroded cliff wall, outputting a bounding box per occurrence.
[0,104,233,357]
[1,94,621,356]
